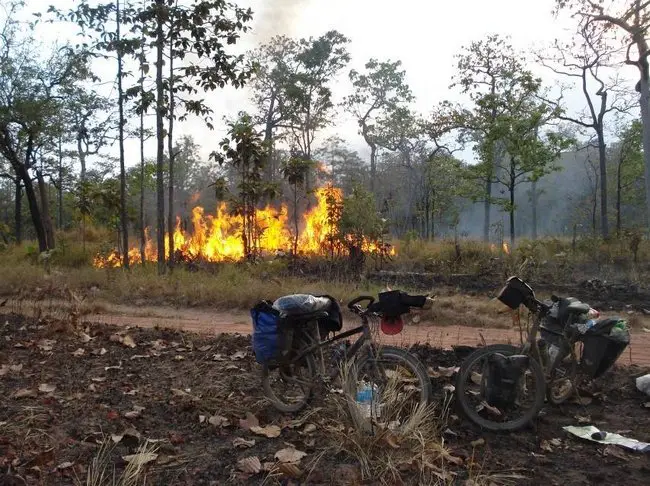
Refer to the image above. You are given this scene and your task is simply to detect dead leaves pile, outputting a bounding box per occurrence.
[232,411,312,480]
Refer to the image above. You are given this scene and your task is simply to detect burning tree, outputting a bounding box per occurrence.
[211,113,280,260]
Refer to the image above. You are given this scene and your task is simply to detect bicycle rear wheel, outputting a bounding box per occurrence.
[455,344,546,432]
[344,345,432,432]
[261,340,317,413]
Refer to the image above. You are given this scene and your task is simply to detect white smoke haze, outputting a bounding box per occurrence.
[252,0,310,42]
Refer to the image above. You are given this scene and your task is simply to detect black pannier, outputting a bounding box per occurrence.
[581,318,629,378]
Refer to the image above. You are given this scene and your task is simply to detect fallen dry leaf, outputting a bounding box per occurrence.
[38,383,56,394]
[438,366,460,377]
[122,452,158,465]
[277,462,303,478]
[199,415,206,424]
[79,332,92,343]
[575,414,591,424]
[383,432,401,449]
[550,438,562,447]
[230,350,247,360]
[540,440,553,453]
[56,461,74,470]
[212,353,226,361]
[37,339,56,351]
[239,412,260,430]
[92,348,107,356]
[302,423,316,434]
[573,396,593,406]
[122,335,136,348]
[470,371,482,385]
[471,437,485,448]
[237,456,261,474]
[174,355,185,361]
[14,388,36,399]
[233,437,255,448]
[198,345,212,352]
[208,415,229,427]
[91,377,106,382]
[250,425,281,438]
[72,348,85,357]
[274,447,307,463]
[603,445,629,461]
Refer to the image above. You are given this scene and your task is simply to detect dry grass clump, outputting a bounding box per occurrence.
[82,439,159,486]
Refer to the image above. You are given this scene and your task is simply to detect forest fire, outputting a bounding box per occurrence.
[93,187,394,268]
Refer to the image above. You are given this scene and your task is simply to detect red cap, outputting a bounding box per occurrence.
[381,316,404,335]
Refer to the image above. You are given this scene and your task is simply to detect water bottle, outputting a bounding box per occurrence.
[575,319,597,334]
[355,383,381,419]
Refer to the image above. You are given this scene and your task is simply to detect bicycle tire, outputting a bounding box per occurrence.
[455,344,546,432]
[547,351,578,405]
[344,345,432,408]
[261,340,317,413]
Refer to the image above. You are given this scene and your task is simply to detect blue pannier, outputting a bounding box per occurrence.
[251,300,281,364]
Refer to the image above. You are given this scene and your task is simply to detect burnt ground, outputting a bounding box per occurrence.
[0,313,649,486]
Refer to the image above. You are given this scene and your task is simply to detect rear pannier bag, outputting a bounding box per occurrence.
[251,300,282,364]
[581,318,630,378]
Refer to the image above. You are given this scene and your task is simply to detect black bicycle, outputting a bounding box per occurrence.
[259,291,433,427]
[455,276,630,431]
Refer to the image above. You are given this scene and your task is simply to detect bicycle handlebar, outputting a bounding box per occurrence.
[348,292,430,316]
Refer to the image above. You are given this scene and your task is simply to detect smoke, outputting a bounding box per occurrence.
[252,0,310,42]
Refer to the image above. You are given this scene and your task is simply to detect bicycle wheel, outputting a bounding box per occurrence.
[455,344,546,432]
[261,340,317,413]
[547,350,578,405]
[344,345,432,431]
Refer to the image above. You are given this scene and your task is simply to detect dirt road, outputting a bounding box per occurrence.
[82,303,650,367]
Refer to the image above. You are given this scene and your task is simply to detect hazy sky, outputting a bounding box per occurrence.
[20,0,640,170]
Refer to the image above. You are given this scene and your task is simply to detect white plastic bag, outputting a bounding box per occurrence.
[272,294,330,317]
[636,374,650,397]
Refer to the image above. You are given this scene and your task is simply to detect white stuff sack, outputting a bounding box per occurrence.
[272,294,330,317]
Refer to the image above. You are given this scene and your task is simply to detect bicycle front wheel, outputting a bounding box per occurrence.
[455,344,546,432]
[344,345,432,431]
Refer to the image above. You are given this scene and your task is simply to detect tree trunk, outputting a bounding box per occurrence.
[369,142,377,193]
[483,179,491,242]
[14,178,21,243]
[531,179,538,240]
[139,9,146,265]
[597,129,609,239]
[36,170,55,250]
[637,70,650,233]
[167,34,175,271]
[616,154,623,236]
[155,0,166,274]
[18,166,47,251]
[116,0,129,269]
[57,136,63,229]
[509,166,515,246]
[263,93,276,182]
[77,134,86,183]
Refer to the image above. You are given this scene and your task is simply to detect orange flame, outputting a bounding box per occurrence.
[502,242,510,255]
[93,186,395,267]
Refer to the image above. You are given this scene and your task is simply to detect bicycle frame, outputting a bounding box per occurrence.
[290,311,377,380]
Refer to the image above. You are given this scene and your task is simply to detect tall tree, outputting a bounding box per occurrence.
[211,113,279,259]
[613,120,645,233]
[281,155,313,256]
[539,22,634,239]
[0,5,88,251]
[116,0,129,268]
[343,59,413,192]
[480,76,572,243]
[283,31,350,202]
[555,0,650,231]
[248,36,298,181]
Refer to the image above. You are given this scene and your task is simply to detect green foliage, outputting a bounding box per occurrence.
[339,185,386,246]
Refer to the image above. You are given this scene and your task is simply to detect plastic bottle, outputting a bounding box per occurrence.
[355,383,381,418]
[576,319,597,334]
